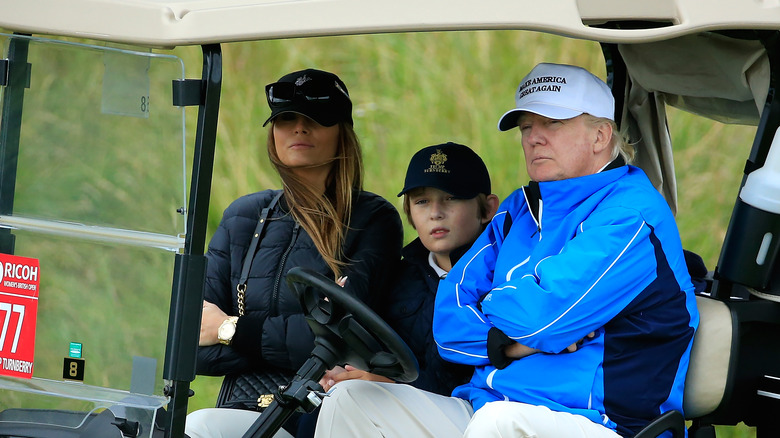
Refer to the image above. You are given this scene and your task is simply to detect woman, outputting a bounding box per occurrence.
[187,68,403,438]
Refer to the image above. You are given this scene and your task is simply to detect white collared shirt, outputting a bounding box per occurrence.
[428,252,449,279]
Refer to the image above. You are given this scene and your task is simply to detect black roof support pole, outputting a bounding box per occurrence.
[741,31,780,181]
[0,34,31,255]
[713,30,780,299]
[600,43,628,129]
[183,43,222,258]
[162,43,222,438]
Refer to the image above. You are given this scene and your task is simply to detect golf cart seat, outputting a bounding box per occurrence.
[635,292,780,437]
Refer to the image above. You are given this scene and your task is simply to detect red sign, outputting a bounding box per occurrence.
[0,254,39,379]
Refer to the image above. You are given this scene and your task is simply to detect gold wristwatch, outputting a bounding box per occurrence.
[217,316,239,345]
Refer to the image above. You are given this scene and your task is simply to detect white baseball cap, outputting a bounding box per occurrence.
[497,63,615,131]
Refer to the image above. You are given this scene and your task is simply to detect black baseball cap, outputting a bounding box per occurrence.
[263,68,353,127]
[398,142,491,198]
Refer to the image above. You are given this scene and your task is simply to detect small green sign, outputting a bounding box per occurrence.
[69,342,82,359]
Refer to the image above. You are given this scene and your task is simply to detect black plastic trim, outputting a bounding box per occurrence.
[0,36,31,255]
[172,78,202,107]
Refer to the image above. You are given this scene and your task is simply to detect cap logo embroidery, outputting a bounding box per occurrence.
[334,81,349,98]
[517,75,567,100]
[425,149,450,174]
[295,75,312,86]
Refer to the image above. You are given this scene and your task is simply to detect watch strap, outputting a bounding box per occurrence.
[218,316,239,345]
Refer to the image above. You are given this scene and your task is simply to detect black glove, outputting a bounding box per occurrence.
[487,327,515,370]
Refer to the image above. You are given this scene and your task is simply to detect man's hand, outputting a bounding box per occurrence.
[199,301,229,346]
[319,365,393,392]
[503,342,540,359]
[500,331,597,360]
[564,332,596,353]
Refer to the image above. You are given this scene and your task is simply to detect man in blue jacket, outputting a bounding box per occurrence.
[314,63,699,438]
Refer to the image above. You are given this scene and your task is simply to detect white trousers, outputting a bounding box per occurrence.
[314,380,622,438]
[465,401,623,438]
[314,380,473,437]
[184,408,293,438]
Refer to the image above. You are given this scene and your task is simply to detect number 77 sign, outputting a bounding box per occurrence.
[0,254,39,379]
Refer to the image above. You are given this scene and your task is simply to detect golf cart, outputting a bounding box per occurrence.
[0,1,779,437]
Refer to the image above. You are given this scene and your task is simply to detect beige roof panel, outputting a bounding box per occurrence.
[2,0,780,47]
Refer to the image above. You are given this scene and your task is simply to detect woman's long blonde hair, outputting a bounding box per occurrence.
[267,122,364,278]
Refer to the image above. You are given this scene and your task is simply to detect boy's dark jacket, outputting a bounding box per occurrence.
[377,237,473,396]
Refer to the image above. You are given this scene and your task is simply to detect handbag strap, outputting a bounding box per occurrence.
[237,191,283,316]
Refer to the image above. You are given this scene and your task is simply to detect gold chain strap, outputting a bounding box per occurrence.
[236,284,246,317]
[234,192,282,321]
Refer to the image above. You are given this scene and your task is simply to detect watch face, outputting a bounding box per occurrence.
[219,320,236,340]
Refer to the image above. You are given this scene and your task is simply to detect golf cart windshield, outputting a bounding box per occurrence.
[0,33,187,435]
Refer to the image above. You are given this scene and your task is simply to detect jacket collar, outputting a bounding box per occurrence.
[522,158,629,226]
[601,155,626,172]
[402,236,478,271]
[401,237,429,262]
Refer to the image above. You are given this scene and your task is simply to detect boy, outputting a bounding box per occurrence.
[382,141,499,394]
[311,142,499,435]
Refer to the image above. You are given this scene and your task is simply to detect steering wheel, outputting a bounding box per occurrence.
[286,266,419,383]
[242,267,419,438]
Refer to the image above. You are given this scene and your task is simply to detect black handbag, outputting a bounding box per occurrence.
[215,192,295,411]
[215,367,295,411]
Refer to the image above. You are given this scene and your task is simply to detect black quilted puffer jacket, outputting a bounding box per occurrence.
[196,189,403,376]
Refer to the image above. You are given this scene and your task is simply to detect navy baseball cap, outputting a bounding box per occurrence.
[263,68,353,127]
[398,142,491,198]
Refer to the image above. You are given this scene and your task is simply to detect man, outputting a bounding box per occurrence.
[315,63,699,438]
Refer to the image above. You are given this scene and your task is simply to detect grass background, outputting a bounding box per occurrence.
[1,29,755,436]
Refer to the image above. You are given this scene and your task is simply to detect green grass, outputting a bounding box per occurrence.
[3,30,757,437]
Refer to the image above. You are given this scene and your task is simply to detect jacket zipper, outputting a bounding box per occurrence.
[271,221,300,316]
[522,184,543,237]
[530,201,542,238]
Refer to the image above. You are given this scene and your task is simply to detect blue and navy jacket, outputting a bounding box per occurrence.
[433,164,699,437]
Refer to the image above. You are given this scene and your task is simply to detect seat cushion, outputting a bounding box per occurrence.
[683,296,733,418]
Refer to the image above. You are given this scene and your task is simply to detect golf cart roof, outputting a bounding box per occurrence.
[3,0,780,48]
